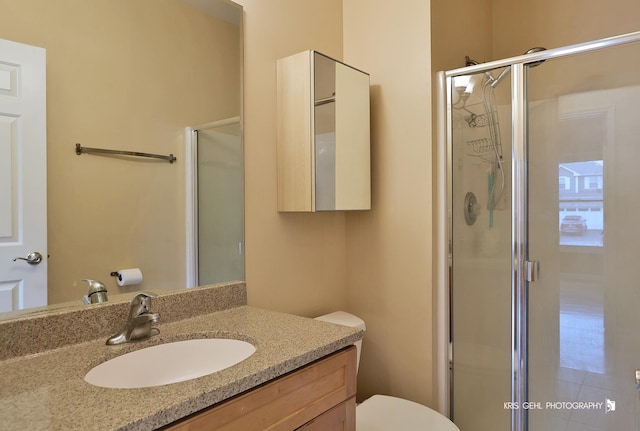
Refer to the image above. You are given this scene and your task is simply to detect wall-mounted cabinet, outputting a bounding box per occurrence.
[277,51,370,212]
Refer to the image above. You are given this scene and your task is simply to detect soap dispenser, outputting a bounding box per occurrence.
[82,279,108,304]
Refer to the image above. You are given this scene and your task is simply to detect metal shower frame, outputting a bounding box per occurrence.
[436,30,640,431]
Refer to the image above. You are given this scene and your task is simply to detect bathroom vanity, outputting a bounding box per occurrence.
[163,347,356,430]
[0,283,361,430]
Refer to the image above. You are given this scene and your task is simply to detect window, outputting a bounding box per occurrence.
[559,161,603,247]
[584,175,603,190]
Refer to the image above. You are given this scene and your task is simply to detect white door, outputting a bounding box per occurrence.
[0,38,47,312]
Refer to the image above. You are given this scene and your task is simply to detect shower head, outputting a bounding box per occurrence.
[489,46,547,88]
[489,67,511,88]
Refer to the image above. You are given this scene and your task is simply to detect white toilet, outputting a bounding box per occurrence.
[316,311,460,431]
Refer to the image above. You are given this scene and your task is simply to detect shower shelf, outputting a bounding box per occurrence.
[466,138,494,154]
[75,143,176,164]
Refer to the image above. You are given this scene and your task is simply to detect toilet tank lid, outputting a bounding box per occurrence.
[315,311,366,331]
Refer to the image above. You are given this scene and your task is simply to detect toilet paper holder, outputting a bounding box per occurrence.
[110,268,144,286]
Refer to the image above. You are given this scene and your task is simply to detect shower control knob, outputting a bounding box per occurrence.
[464,192,479,226]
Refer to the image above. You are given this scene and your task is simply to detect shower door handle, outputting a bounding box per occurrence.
[525,260,539,282]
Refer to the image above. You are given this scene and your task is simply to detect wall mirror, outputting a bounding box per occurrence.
[0,0,243,316]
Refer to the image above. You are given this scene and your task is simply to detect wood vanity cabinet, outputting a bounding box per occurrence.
[162,346,357,431]
[277,50,370,212]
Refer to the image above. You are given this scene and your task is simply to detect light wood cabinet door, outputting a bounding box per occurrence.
[296,398,356,431]
[162,346,356,431]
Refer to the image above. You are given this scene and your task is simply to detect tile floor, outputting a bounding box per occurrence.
[531,278,639,431]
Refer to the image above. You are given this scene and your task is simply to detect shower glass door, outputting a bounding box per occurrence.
[445,32,640,431]
[196,120,245,285]
[449,66,514,431]
[527,40,640,431]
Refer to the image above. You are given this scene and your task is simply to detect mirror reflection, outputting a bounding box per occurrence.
[195,118,244,285]
[0,0,243,314]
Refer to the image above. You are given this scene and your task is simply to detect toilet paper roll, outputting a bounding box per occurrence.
[116,268,143,287]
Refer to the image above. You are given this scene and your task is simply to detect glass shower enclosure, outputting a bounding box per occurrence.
[192,118,244,286]
[438,31,640,431]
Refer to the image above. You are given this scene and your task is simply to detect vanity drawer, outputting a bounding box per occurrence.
[163,346,356,431]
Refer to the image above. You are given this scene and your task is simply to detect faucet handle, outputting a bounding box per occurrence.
[130,291,157,302]
[128,292,158,317]
[82,279,108,304]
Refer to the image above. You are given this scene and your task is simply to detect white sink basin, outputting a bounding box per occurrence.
[84,338,256,388]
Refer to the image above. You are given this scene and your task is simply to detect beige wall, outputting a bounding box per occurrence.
[492,0,640,59]
[0,0,239,303]
[239,0,438,407]
[343,0,435,406]
[493,1,640,104]
[236,0,349,316]
[433,0,640,70]
[237,0,640,411]
[431,0,493,73]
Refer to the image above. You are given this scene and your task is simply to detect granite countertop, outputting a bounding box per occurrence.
[0,302,362,430]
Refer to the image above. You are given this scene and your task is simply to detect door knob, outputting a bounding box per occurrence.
[13,252,43,265]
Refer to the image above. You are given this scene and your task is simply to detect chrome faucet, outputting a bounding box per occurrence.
[106,292,160,345]
[82,279,108,304]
